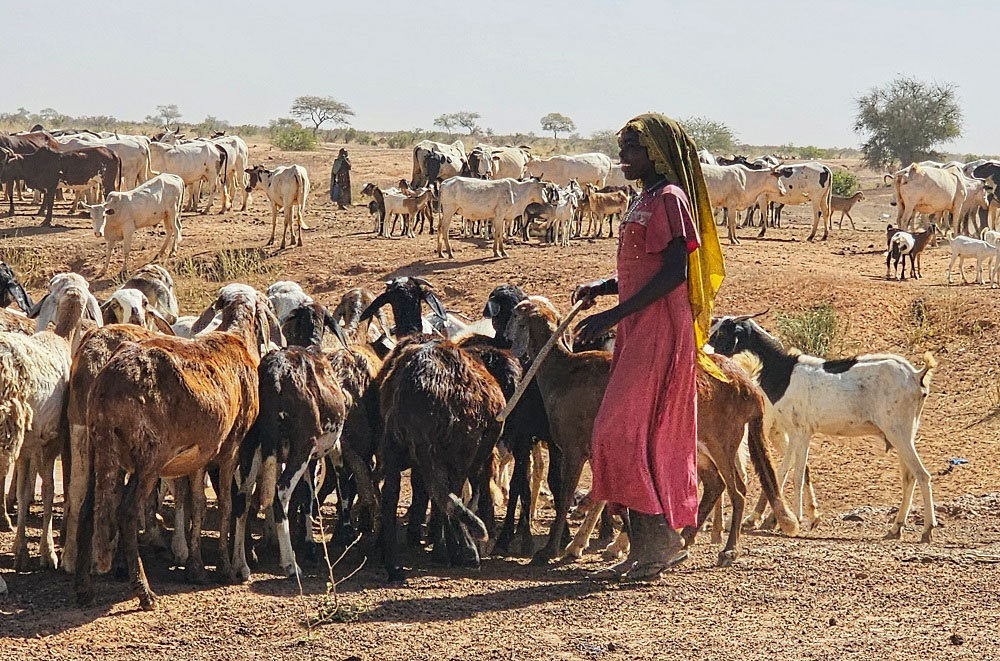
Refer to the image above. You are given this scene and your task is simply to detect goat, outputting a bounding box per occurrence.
[121,264,179,324]
[0,261,33,314]
[886,224,937,280]
[581,184,629,238]
[359,277,509,581]
[266,280,314,323]
[832,191,866,229]
[947,233,997,285]
[710,315,938,542]
[76,284,281,610]
[888,231,915,280]
[508,298,797,568]
[361,182,387,237]
[99,288,176,332]
[1,278,88,568]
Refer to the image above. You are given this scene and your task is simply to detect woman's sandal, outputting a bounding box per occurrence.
[622,548,689,583]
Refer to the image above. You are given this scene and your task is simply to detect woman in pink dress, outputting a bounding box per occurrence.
[574,114,726,581]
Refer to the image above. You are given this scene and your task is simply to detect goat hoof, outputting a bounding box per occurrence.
[138,591,158,611]
[717,550,738,567]
[920,530,933,544]
[564,545,585,561]
[280,562,301,578]
[884,528,902,540]
[808,516,822,531]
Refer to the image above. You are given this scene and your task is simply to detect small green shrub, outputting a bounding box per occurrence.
[798,145,828,159]
[775,304,839,357]
[271,125,317,151]
[832,170,860,197]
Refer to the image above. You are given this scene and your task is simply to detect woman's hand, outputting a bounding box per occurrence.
[574,309,619,346]
[572,279,608,310]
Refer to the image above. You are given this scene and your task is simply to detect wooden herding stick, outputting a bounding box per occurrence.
[496,298,590,422]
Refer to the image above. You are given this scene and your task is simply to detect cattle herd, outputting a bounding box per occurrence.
[0,125,994,612]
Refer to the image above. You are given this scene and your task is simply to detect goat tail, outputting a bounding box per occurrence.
[918,351,938,394]
[90,425,122,574]
[0,397,32,461]
[746,414,799,537]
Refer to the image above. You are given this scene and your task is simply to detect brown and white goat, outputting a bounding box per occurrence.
[581,184,629,238]
[76,284,280,610]
[507,297,799,567]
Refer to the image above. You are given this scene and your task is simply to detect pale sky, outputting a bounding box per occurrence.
[11,0,1000,154]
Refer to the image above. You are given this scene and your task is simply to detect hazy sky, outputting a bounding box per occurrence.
[11,1,1000,153]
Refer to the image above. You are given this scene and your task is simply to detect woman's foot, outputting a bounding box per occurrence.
[621,512,687,582]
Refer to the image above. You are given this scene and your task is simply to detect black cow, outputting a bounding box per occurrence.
[0,146,121,225]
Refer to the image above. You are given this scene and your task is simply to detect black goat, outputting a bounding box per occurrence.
[360,277,509,581]
[0,261,32,313]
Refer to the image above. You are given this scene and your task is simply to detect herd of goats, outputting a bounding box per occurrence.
[0,127,986,613]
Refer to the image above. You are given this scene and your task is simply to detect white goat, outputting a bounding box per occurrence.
[266,280,313,323]
[1,280,88,569]
[710,317,938,542]
[947,234,997,284]
[99,288,175,332]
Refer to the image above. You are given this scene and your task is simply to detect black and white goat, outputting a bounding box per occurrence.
[710,314,938,542]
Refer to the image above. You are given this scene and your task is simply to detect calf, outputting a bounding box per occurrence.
[581,184,628,238]
[0,146,121,225]
[246,164,310,249]
[83,173,185,276]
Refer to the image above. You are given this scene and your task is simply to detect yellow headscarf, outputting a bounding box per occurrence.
[621,113,727,382]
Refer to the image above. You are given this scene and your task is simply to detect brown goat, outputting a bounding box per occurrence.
[0,308,33,335]
[507,297,799,567]
[582,184,629,238]
[76,285,280,610]
[62,324,155,574]
[832,191,866,229]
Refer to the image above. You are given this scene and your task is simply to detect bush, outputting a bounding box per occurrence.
[775,304,840,357]
[271,125,316,151]
[831,170,859,197]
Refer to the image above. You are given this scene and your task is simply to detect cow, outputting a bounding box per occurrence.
[412,140,467,187]
[148,139,225,213]
[57,135,153,189]
[0,146,121,225]
[524,153,611,187]
[887,163,967,232]
[490,146,532,180]
[0,131,62,216]
[464,144,494,179]
[245,164,310,249]
[702,164,787,245]
[83,173,185,276]
[757,162,834,241]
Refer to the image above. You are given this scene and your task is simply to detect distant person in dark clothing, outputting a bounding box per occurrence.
[330,148,352,209]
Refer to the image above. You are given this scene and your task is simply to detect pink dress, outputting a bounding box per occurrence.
[590,184,699,528]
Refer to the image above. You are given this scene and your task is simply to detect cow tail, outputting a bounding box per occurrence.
[115,152,123,192]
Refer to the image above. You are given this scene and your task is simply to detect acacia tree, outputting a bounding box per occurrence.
[678,116,736,152]
[540,113,575,145]
[433,113,457,136]
[451,111,481,135]
[145,104,182,126]
[854,77,962,169]
[290,95,354,134]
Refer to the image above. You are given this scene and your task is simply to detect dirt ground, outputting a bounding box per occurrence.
[2,145,999,659]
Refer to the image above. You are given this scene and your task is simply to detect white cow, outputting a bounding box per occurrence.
[412,139,467,187]
[498,179,558,257]
[702,164,787,245]
[605,163,628,188]
[757,162,834,241]
[490,146,532,180]
[208,135,251,212]
[246,164,310,249]
[83,173,185,276]
[437,177,516,259]
[888,163,967,231]
[149,140,224,213]
[524,152,611,187]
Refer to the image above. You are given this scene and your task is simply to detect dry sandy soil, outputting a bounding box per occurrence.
[2,145,999,659]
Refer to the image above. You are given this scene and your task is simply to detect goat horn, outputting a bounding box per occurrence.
[732,309,769,322]
[410,276,434,289]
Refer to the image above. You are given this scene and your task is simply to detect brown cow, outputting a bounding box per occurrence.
[0,146,121,225]
[0,131,62,216]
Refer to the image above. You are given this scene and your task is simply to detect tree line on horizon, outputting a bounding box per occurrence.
[0,79,985,164]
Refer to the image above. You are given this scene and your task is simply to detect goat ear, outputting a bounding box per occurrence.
[324,309,350,350]
[483,298,501,319]
[191,299,219,334]
[261,300,284,349]
[99,298,119,323]
[146,309,176,335]
[27,292,49,320]
[422,290,448,321]
[359,291,391,322]
[85,293,104,326]
[7,281,32,314]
